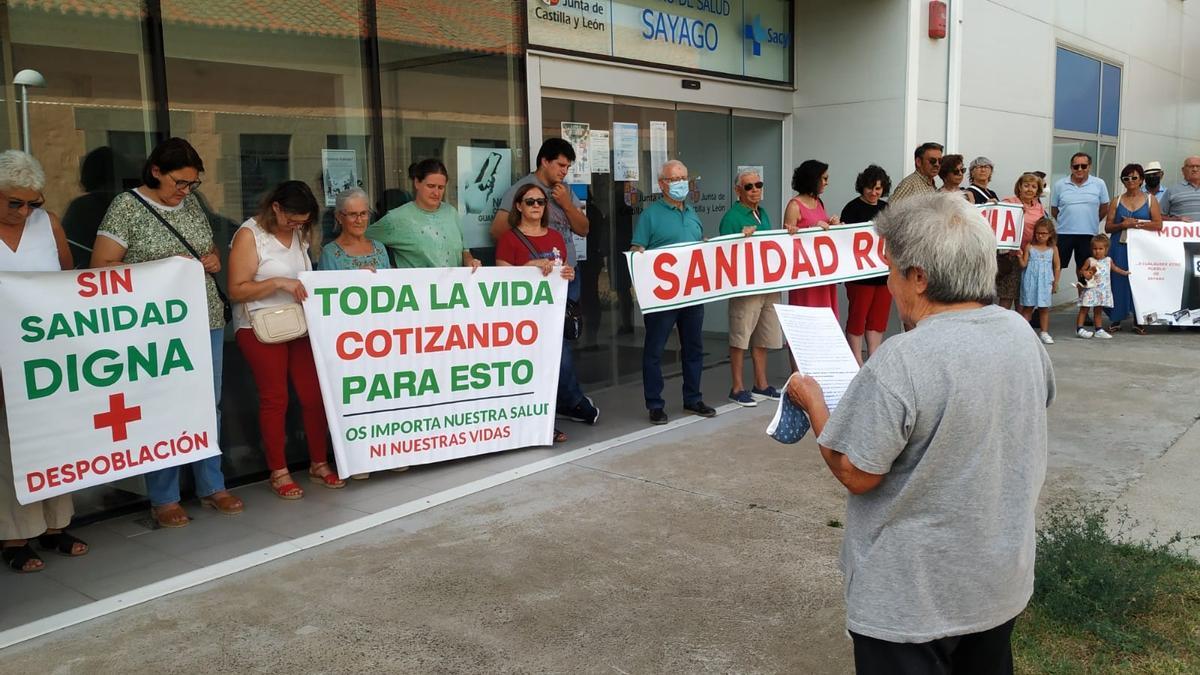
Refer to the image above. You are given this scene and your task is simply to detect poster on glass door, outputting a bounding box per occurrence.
[456,146,512,249]
[321,149,359,207]
[650,121,668,193]
[612,122,639,182]
[590,130,610,174]
[561,122,591,185]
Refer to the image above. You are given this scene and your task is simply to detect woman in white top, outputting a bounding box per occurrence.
[0,150,88,573]
[228,180,344,498]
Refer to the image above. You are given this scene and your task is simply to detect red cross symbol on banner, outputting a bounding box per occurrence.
[93,393,142,442]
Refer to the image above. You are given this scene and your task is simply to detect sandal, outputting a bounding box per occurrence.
[1132,325,1147,335]
[36,531,88,557]
[200,491,244,515]
[269,471,304,500]
[1108,323,1122,333]
[151,503,190,528]
[553,429,567,443]
[2,544,43,573]
[308,462,346,489]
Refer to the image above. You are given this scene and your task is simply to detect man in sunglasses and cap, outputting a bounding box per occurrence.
[719,168,782,407]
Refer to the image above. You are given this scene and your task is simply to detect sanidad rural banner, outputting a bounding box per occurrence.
[1127,222,1200,326]
[0,258,218,504]
[300,267,566,478]
[624,203,1022,313]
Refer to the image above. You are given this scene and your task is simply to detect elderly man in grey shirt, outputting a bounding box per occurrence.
[787,193,1056,675]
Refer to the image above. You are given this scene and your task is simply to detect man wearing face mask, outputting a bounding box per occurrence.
[1143,161,1168,208]
[630,160,717,425]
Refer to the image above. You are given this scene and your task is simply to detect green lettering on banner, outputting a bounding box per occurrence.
[477,280,554,307]
[450,360,534,391]
[429,283,468,310]
[22,337,194,400]
[315,285,420,316]
[21,299,190,343]
[341,369,440,405]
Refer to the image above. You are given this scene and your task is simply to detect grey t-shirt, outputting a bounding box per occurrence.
[500,174,583,267]
[818,305,1055,643]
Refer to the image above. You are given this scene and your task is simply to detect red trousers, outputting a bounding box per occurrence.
[236,329,329,471]
[788,284,840,320]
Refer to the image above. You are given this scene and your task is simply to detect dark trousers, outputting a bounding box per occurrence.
[1057,234,1094,278]
[642,305,704,410]
[851,618,1015,675]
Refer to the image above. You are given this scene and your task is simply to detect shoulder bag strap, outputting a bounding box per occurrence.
[511,227,542,259]
[127,189,233,320]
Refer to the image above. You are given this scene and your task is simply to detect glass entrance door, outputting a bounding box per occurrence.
[540,96,783,394]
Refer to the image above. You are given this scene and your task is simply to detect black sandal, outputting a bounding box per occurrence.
[2,544,44,573]
[553,429,567,443]
[36,531,89,557]
[1132,325,1147,335]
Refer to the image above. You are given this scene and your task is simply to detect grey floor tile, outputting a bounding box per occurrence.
[0,573,93,631]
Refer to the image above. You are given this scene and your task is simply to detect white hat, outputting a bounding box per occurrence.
[1145,161,1164,174]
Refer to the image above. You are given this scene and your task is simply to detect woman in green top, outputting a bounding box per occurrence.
[91,137,243,528]
[319,188,390,271]
[366,159,481,270]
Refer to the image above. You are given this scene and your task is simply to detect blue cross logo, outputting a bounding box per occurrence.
[745,15,767,56]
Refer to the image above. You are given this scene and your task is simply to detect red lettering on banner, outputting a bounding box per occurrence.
[813,236,838,275]
[683,252,712,295]
[760,240,786,283]
[744,241,756,284]
[1001,211,1017,244]
[852,232,875,271]
[337,332,363,359]
[652,252,680,300]
[714,244,738,291]
[76,268,133,297]
[790,238,815,279]
[27,472,45,493]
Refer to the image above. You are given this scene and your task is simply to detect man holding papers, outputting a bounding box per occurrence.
[784,193,1056,674]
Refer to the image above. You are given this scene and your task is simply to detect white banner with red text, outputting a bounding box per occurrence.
[1127,222,1200,326]
[300,267,566,478]
[0,258,218,504]
[624,204,1022,313]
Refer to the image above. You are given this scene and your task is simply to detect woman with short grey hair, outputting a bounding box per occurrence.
[785,193,1054,672]
[319,188,389,273]
[0,150,87,572]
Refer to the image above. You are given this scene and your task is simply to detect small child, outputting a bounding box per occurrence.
[1076,233,1129,339]
[1019,218,1061,344]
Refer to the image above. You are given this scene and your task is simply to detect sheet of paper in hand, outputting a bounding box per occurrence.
[775,305,861,412]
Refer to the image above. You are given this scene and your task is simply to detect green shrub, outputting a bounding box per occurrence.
[1032,500,1198,651]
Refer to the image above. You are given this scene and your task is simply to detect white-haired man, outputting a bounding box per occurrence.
[787,193,1055,674]
[718,169,781,406]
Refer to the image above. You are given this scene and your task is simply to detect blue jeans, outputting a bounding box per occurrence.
[556,272,585,409]
[146,328,227,506]
[642,305,705,410]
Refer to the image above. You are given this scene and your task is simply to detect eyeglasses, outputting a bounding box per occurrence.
[339,210,370,220]
[522,198,547,206]
[949,168,965,175]
[283,216,312,228]
[1072,164,1090,171]
[926,157,941,165]
[1185,165,1200,170]
[1121,175,1141,182]
[742,181,764,191]
[3,195,44,211]
[167,173,203,192]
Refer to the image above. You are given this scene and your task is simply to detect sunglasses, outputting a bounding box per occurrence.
[1121,175,1141,182]
[522,198,547,206]
[742,181,764,191]
[1072,164,1089,170]
[168,173,203,191]
[926,157,941,165]
[4,196,44,211]
[949,168,965,175]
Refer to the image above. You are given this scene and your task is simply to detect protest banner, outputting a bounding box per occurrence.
[624,203,1022,313]
[0,258,218,504]
[1127,222,1200,326]
[300,267,566,478]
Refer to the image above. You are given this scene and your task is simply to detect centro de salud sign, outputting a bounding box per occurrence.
[527,0,793,83]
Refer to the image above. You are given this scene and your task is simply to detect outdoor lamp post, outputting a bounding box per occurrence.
[13,69,47,154]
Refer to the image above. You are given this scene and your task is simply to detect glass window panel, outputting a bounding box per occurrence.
[1101,63,1121,137]
[1098,143,1117,197]
[1054,48,1100,134]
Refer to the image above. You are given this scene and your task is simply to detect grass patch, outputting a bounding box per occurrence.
[1014,500,1200,673]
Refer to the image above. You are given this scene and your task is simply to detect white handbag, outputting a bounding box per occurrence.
[247,303,307,344]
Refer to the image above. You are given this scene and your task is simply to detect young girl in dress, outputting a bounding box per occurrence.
[1019,218,1061,344]
[1076,233,1129,339]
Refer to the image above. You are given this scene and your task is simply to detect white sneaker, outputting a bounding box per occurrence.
[1076,327,1094,339]
[1039,332,1054,344]
[1093,328,1113,339]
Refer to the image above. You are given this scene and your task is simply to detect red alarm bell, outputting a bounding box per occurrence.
[929,0,948,39]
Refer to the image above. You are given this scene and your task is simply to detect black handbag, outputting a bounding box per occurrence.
[128,190,234,323]
[511,228,581,341]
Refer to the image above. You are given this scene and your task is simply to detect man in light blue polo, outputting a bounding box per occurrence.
[1162,156,1200,221]
[630,159,716,426]
[1050,152,1109,279]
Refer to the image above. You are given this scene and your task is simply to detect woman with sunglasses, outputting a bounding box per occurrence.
[366,159,481,271]
[228,181,344,498]
[0,150,90,573]
[1104,163,1162,334]
[92,137,243,528]
[494,183,577,443]
[937,154,972,201]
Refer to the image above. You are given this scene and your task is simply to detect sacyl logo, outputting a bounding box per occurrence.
[744,15,790,56]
